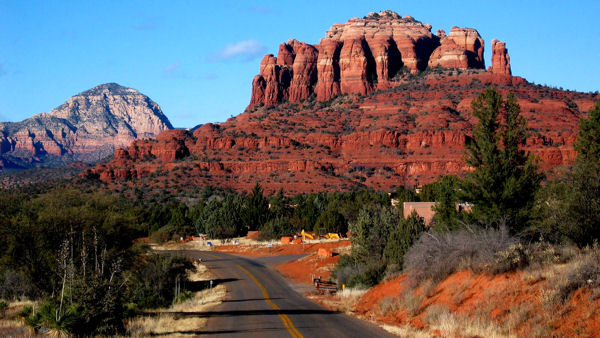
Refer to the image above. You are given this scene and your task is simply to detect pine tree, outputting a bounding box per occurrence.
[462,88,544,233]
[243,183,270,231]
[575,100,600,164]
[566,100,600,245]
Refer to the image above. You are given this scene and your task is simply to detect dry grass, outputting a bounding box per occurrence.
[0,300,38,337]
[334,287,367,313]
[424,304,516,338]
[126,261,226,337]
[381,323,434,337]
[400,292,423,318]
[310,287,367,314]
[376,290,423,318]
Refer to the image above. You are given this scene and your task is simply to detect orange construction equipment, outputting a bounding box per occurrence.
[300,229,315,240]
[281,236,292,244]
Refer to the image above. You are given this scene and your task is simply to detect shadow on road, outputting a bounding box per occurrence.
[153,327,289,335]
[221,297,283,303]
[140,308,339,318]
[187,278,239,291]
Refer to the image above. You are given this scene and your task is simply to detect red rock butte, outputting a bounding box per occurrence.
[90,11,599,195]
[249,10,511,108]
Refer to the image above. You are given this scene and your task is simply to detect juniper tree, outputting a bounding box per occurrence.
[243,183,270,231]
[462,88,543,233]
[565,100,600,245]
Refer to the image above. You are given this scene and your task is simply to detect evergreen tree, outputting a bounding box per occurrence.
[566,100,600,245]
[383,212,426,267]
[533,101,600,245]
[243,183,270,231]
[314,208,347,235]
[432,175,461,230]
[462,88,543,233]
[575,100,600,163]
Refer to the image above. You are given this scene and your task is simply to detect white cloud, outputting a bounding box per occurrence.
[210,40,266,62]
[162,62,180,77]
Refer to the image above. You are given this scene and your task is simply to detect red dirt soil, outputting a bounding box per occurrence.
[214,240,350,257]
[275,253,341,284]
[354,269,600,336]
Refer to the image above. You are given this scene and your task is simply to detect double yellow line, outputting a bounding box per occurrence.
[237,265,303,338]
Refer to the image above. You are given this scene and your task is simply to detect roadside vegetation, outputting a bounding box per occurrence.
[331,92,600,336]
[1,89,598,335]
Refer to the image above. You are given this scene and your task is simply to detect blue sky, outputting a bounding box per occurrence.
[1,0,598,127]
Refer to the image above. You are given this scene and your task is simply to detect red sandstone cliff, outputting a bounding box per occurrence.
[89,11,597,195]
[489,39,512,75]
[249,10,508,108]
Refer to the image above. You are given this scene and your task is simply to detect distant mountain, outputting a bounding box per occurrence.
[0,83,173,169]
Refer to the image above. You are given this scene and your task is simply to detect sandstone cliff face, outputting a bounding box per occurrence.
[88,12,594,195]
[0,83,172,168]
[92,70,597,195]
[249,10,503,108]
[428,27,484,69]
[489,39,512,75]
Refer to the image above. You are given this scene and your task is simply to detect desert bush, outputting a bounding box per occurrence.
[383,213,426,267]
[126,254,195,309]
[333,255,386,288]
[0,299,7,317]
[313,209,347,235]
[545,243,600,303]
[173,290,194,304]
[0,270,32,300]
[149,226,174,243]
[399,291,423,318]
[258,216,294,241]
[423,304,451,327]
[404,226,517,284]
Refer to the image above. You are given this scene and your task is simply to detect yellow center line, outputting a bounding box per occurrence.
[237,264,303,338]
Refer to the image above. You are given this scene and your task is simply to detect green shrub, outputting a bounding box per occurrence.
[547,244,600,303]
[333,255,386,288]
[313,209,347,235]
[126,254,194,309]
[258,216,294,241]
[173,290,194,304]
[0,299,7,316]
[383,213,426,267]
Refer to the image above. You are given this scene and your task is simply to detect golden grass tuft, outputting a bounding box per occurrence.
[126,261,226,337]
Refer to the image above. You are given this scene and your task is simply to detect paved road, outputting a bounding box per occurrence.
[186,250,394,337]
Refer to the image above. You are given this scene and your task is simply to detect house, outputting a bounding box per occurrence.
[403,202,436,226]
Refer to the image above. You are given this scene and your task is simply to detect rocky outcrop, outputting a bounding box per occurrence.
[92,70,597,195]
[314,39,342,100]
[287,41,319,102]
[248,11,502,108]
[249,40,318,106]
[428,27,485,69]
[0,83,172,168]
[489,39,511,75]
[87,12,593,195]
[249,10,504,108]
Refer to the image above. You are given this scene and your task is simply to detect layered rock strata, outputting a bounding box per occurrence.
[249,10,508,108]
[0,83,173,168]
[489,39,512,75]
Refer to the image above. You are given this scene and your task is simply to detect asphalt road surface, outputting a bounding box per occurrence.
[186,250,394,337]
